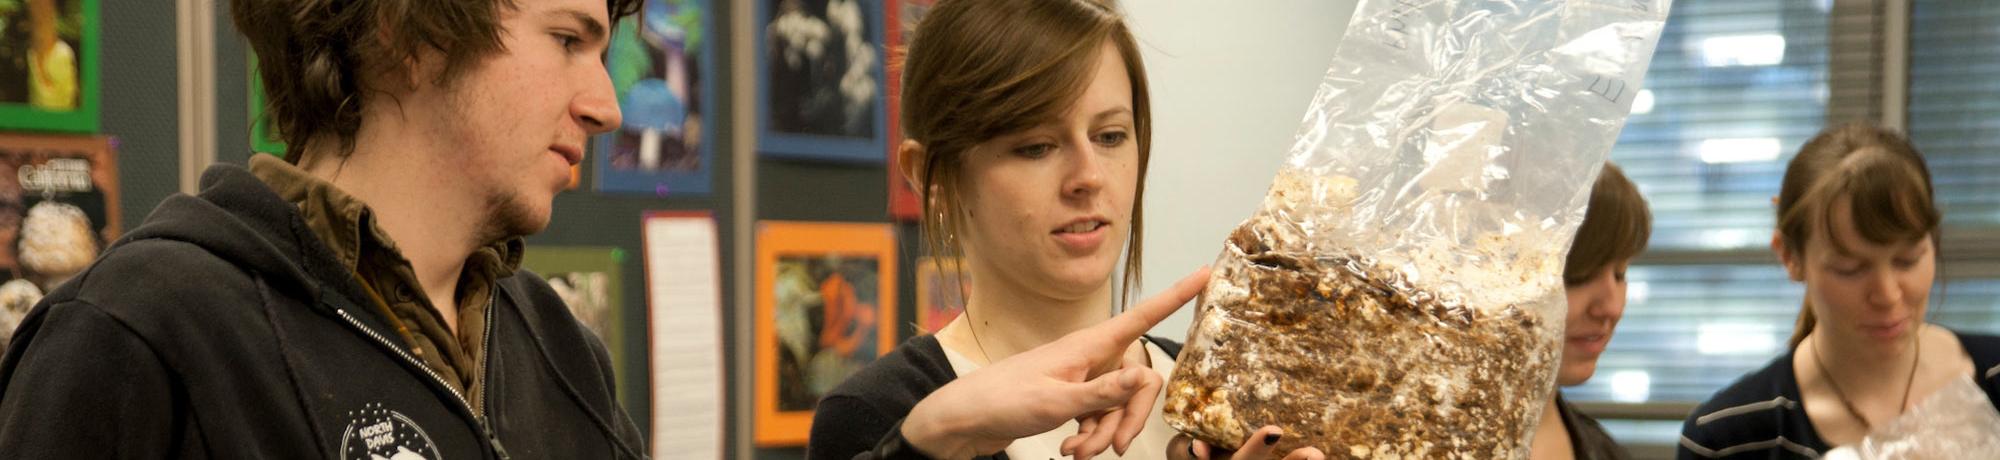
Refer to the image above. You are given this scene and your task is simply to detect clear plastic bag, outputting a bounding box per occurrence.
[1163,1,1671,457]
[1822,376,2000,460]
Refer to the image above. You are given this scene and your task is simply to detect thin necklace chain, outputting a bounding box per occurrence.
[1811,326,1922,431]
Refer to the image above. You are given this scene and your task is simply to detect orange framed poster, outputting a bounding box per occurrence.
[754,221,897,446]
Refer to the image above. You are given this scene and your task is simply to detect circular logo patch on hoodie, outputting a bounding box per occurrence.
[339,403,442,460]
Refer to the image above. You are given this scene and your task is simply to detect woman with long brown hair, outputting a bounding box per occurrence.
[1678,123,2000,458]
[807,1,1323,459]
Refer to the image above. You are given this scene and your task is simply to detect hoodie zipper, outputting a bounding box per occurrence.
[332,291,509,459]
[478,293,511,459]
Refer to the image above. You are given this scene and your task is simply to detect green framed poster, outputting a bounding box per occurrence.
[521,245,629,405]
[0,0,100,133]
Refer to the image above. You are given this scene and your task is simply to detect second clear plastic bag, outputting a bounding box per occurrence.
[1823,376,2000,460]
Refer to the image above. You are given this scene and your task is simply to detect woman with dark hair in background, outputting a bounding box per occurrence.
[1531,163,1650,460]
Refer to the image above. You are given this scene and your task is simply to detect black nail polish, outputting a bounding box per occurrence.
[1263,433,1280,445]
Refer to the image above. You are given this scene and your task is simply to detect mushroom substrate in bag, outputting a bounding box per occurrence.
[1163,1,1673,457]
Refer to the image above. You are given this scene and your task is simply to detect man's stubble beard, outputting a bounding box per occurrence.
[477,186,547,245]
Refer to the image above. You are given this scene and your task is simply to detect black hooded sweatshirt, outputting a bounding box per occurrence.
[0,163,645,459]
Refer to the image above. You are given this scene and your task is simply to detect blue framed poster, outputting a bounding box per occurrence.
[755,0,887,163]
[595,0,717,196]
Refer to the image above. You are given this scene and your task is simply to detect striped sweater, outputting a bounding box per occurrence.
[1677,331,2000,459]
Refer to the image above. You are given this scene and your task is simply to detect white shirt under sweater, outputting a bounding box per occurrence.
[939,340,1180,460]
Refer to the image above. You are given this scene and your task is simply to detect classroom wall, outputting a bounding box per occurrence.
[1125,1,1361,338]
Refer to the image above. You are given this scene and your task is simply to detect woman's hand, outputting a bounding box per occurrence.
[1166,426,1327,460]
[900,268,1211,460]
